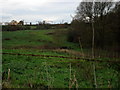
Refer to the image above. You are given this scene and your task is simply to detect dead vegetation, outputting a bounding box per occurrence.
[53,49,84,57]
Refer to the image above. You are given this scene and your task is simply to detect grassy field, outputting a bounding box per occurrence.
[2,29,120,88]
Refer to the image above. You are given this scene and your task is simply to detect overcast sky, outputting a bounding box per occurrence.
[1,0,82,24]
[1,0,119,24]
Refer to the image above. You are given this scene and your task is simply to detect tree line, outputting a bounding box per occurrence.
[2,23,70,31]
[68,0,120,52]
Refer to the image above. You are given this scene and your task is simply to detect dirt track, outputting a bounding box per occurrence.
[1,52,120,63]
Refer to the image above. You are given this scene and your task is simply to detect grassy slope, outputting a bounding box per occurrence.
[2,29,78,49]
[2,30,54,48]
[2,29,119,88]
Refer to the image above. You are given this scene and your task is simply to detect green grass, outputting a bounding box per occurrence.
[2,30,54,48]
[2,53,119,88]
[2,29,120,88]
[2,29,79,49]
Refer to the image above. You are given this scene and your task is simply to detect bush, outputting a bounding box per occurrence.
[67,20,92,48]
[2,25,31,31]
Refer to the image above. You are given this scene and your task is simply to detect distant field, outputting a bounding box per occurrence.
[2,29,78,49]
[2,29,120,88]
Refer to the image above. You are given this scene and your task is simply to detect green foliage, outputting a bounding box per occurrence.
[2,51,119,88]
[2,29,120,88]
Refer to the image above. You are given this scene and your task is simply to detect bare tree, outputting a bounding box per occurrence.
[75,1,93,21]
[74,0,115,88]
[75,0,115,55]
[94,0,114,17]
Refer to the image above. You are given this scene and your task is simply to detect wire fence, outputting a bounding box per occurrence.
[1,52,120,63]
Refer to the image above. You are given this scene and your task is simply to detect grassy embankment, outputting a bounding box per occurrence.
[2,29,120,88]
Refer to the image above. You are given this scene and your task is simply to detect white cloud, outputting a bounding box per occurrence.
[1,0,119,23]
[6,13,72,23]
[1,0,81,23]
